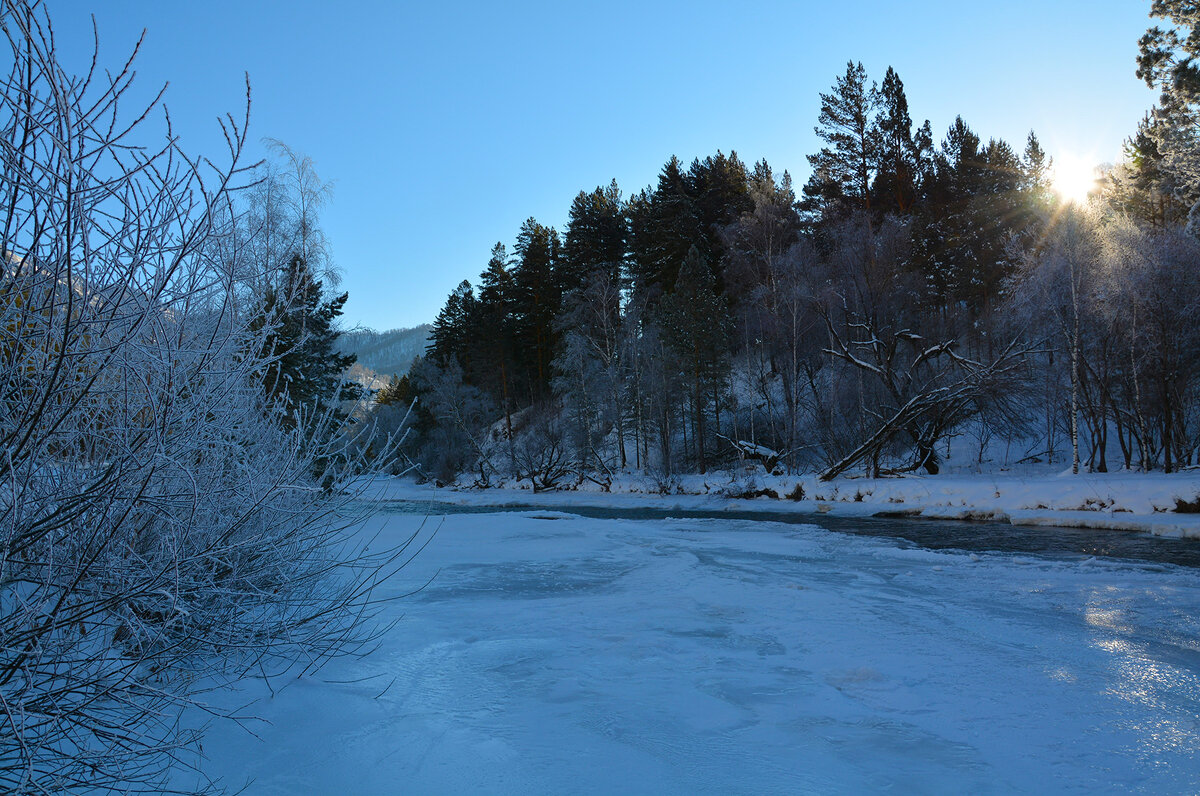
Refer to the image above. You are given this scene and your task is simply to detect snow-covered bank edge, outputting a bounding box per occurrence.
[358,471,1200,540]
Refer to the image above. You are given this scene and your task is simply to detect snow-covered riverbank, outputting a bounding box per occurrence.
[363,470,1200,540]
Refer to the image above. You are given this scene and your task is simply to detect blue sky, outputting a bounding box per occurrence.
[59,1,1157,330]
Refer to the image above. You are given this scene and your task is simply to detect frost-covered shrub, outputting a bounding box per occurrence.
[512,406,572,490]
[0,4,408,791]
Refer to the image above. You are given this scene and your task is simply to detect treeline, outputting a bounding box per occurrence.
[384,51,1200,486]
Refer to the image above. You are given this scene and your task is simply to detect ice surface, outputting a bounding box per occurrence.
[182,509,1200,794]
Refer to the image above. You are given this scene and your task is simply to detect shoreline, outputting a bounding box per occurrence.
[359,470,1200,540]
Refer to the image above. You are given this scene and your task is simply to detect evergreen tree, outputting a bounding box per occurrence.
[687,150,753,279]
[913,119,936,195]
[479,242,513,304]
[475,242,520,440]
[970,137,1027,313]
[913,118,1033,320]
[427,279,476,367]
[870,67,922,213]
[562,180,627,292]
[627,156,704,300]
[658,245,731,473]
[1105,115,1187,228]
[511,217,562,399]
[804,61,878,217]
[1136,3,1200,218]
[251,254,359,431]
[375,373,414,407]
[1136,0,1200,104]
[1021,132,1052,199]
[1016,131,1055,241]
[913,116,979,303]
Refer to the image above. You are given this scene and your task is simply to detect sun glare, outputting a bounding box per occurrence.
[1051,153,1098,205]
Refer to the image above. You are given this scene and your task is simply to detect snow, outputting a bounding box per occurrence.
[736,441,778,457]
[178,501,1200,793]
[363,469,1200,539]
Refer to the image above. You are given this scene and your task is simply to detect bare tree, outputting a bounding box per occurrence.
[1100,217,1200,471]
[1044,208,1097,473]
[814,215,1030,480]
[261,140,338,286]
[553,270,628,482]
[511,404,572,491]
[0,4,411,792]
[409,356,497,484]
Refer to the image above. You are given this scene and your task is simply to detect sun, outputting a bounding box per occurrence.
[1051,153,1098,205]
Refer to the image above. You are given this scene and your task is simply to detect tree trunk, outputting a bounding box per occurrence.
[917,439,939,475]
[1070,285,1081,475]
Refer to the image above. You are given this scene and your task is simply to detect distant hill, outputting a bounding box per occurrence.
[338,324,431,380]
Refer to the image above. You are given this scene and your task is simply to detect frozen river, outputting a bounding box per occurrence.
[191,504,1200,794]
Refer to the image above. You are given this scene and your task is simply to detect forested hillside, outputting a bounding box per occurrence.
[388,54,1200,486]
[339,324,432,378]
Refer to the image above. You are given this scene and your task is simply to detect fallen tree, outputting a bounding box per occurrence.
[819,335,1031,481]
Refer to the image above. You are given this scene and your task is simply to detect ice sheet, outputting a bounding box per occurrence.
[182,510,1200,794]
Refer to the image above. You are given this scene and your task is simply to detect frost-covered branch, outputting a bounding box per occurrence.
[0,4,411,791]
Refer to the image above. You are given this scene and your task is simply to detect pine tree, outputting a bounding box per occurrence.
[870,67,921,213]
[475,242,520,441]
[804,61,878,217]
[427,279,475,367]
[1137,2,1200,114]
[1136,3,1200,218]
[628,156,704,300]
[252,254,359,431]
[913,118,1031,320]
[913,116,982,305]
[971,137,1026,314]
[562,180,627,292]
[658,245,731,473]
[511,218,562,399]
[1105,115,1187,228]
[687,150,753,279]
[913,119,936,195]
[1021,132,1053,207]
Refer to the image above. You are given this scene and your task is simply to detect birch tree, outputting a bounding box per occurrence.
[1020,206,1103,473]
